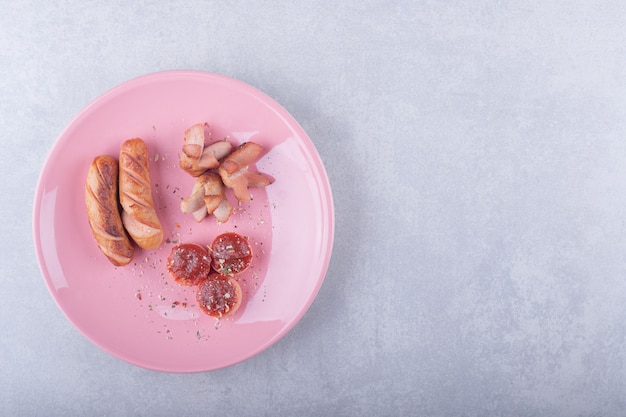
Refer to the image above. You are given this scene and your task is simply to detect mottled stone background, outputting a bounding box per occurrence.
[3,1,626,416]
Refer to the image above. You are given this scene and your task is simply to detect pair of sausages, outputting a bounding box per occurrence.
[85,138,163,266]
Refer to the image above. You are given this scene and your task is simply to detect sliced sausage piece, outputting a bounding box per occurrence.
[196,273,243,318]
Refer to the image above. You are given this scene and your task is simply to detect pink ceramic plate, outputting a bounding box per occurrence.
[32,71,334,372]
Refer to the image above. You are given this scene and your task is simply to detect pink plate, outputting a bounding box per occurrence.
[32,71,334,372]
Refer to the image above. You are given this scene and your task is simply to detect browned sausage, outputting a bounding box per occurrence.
[85,155,134,266]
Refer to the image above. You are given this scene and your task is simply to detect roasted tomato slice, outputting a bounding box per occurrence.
[196,273,243,318]
[210,232,252,275]
[166,243,212,286]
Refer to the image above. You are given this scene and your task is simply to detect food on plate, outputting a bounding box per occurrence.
[218,142,274,203]
[179,123,232,177]
[164,232,254,318]
[210,232,253,275]
[118,138,163,250]
[85,155,135,266]
[166,243,212,286]
[177,123,274,223]
[212,196,234,224]
[180,172,233,223]
[196,273,243,318]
